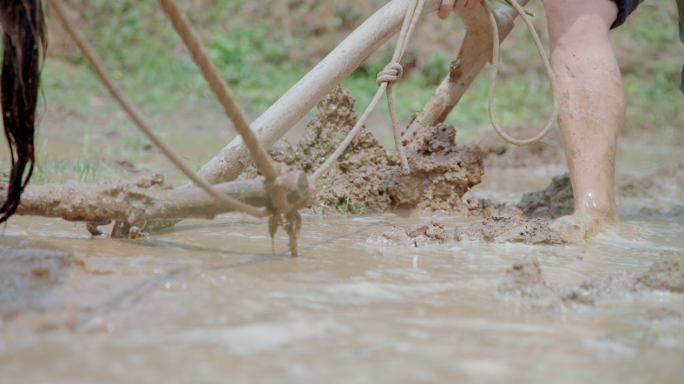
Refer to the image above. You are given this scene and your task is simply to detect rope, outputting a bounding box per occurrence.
[47,0,268,218]
[483,0,559,146]
[312,0,426,181]
[158,0,292,215]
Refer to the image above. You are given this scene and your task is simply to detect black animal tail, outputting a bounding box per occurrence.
[0,0,46,223]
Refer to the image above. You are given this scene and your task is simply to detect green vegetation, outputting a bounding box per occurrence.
[41,0,681,133]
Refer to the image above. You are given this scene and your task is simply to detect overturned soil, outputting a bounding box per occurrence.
[498,252,684,310]
[240,86,484,215]
[474,125,564,169]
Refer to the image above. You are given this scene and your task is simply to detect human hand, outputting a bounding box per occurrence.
[438,0,484,19]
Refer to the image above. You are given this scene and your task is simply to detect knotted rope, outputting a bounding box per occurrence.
[483,0,559,146]
[312,0,426,180]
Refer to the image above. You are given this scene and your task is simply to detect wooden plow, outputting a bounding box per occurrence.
[3,0,536,253]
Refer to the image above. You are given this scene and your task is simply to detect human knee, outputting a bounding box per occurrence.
[543,0,618,36]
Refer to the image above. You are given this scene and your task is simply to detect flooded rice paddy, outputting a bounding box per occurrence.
[1,99,683,382]
[1,162,683,383]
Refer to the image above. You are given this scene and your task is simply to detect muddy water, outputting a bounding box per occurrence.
[2,183,684,383]
[2,97,684,382]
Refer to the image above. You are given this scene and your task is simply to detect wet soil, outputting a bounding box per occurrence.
[240,87,484,215]
[474,125,564,169]
[2,189,684,382]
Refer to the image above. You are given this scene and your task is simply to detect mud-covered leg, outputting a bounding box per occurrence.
[543,0,625,240]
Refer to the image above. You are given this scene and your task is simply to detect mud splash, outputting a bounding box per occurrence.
[475,125,564,168]
[241,86,484,214]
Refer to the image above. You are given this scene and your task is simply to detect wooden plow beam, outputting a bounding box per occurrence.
[5,171,309,224]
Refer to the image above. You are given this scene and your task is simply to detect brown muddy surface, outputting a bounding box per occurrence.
[241,87,484,215]
[2,204,684,383]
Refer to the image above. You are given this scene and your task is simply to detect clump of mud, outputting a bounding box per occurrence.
[365,222,450,246]
[240,86,484,215]
[497,255,554,298]
[517,173,574,220]
[454,208,573,245]
[0,246,82,319]
[498,252,684,310]
[474,125,564,168]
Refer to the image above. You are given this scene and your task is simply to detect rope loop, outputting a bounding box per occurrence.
[313,0,426,180]
[376,62,404,86]
[483,0,559,146]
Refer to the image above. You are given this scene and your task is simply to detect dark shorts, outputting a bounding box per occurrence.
[611,0,640,29]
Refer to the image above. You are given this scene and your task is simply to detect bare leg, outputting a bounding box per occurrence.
[543,0,625,238]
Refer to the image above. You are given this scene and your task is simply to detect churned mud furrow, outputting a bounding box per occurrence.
[240,86,485,215]
[239,86,578,246]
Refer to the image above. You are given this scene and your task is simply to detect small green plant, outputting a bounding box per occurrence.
[182,156,204,172]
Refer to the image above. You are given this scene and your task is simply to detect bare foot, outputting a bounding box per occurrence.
[551,212,641,242]
[551,212,600,241]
